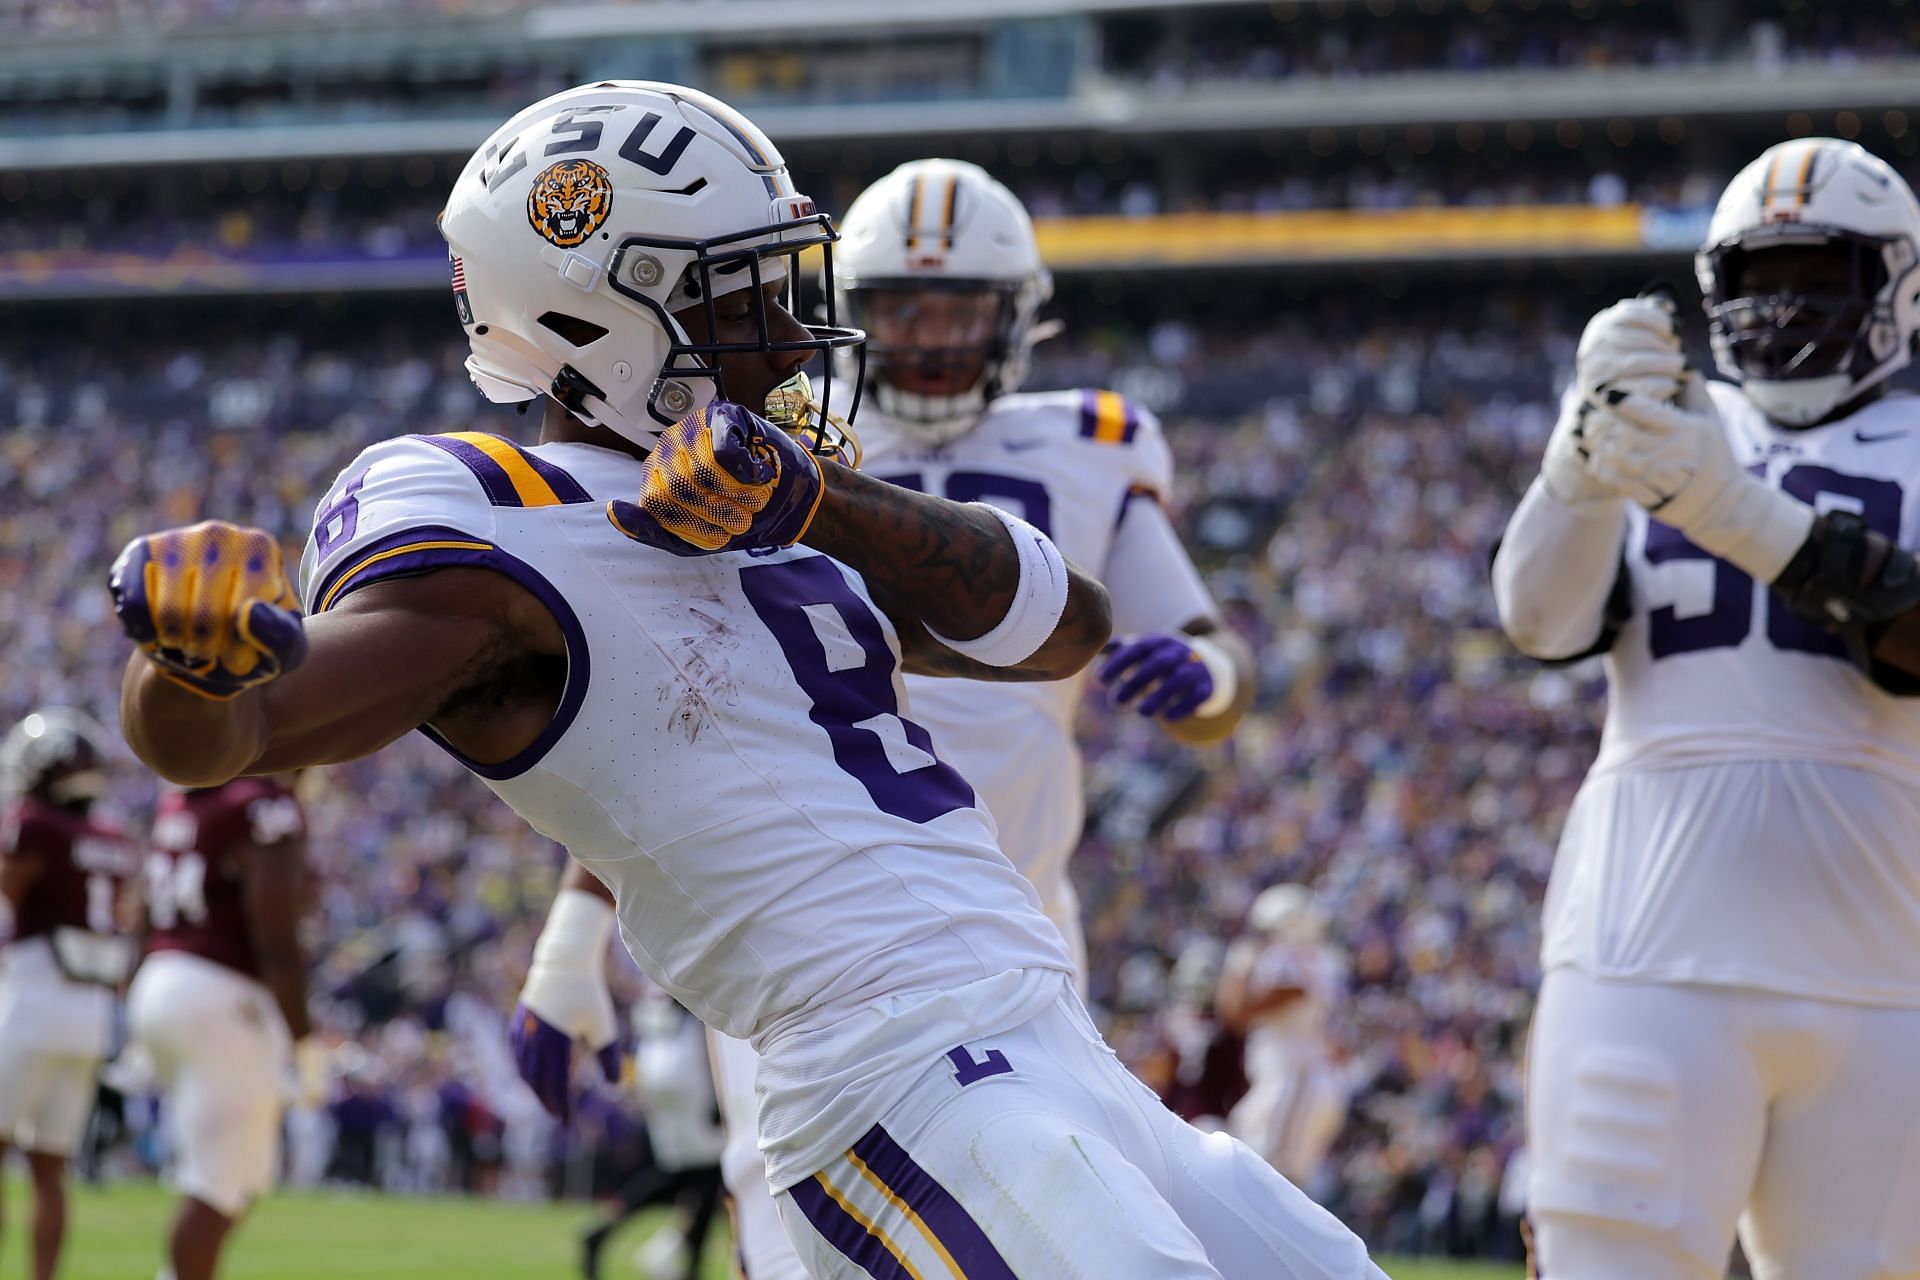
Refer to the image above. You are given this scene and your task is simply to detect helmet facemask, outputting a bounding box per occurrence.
[607,210,867,457]
[839,280,1020,444]
[1701,227,1916,426]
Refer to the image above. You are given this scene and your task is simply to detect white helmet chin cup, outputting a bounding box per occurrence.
[834,158,1053,444]
[1696,138,1920,428]
[1741,374,1857,428]
[441,81,862,450]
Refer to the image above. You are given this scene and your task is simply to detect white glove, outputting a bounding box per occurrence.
[1542,297,1688,506]
[287,1037,330,1109]
[518,887,618,1050]
[1582,375,1815,583]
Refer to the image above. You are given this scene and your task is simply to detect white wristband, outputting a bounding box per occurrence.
[1686,477,1816,586]
[1187,633,1238,719]
[529,887,615,978]
[927,505,1070,667]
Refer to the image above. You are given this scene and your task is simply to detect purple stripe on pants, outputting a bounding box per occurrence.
[788,1175,917,1280]
[850,1125,1018,1280]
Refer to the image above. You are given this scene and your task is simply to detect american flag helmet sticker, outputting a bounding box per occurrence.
[451,254,473,325]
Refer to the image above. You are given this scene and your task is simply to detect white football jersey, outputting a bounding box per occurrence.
[1227,937,1344,1078]
[1544,384,1920,1005]
[859,390,1215,911]
[300,431,1070,1188]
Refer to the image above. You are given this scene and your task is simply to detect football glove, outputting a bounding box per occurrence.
[1543,297,1688,506]
[1581,376,1814,584]
[509,1003,623,1124]
[607,402,824,556]
[108,521,308,700]
[511,887,623,1123]
[1099,634,1217,720]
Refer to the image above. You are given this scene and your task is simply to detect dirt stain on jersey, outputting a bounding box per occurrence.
[659,607,741,743]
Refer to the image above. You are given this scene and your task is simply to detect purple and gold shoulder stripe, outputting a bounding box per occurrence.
[310,525,499,615]
[1078,390,1139,446]
[415,433,594,509]
[788,1124,1017,1280]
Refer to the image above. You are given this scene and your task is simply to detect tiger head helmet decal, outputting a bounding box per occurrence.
[527,159,614,249]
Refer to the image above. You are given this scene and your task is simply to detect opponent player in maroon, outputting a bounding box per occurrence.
[0,708,138,1280]
[128,774,321,1280]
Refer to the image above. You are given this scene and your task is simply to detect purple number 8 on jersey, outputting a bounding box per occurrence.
[740,557,975,825]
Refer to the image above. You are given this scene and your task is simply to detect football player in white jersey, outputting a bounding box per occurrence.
[1217,885,1348,1188]
[1493,137,1920,1280]
[108,83,1382,1280]
[514,157,1257,1280]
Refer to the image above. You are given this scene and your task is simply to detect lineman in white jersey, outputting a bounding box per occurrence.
[515,157,1261,1280]
[1493,138,1920,1280]
[109,83,1381,1280]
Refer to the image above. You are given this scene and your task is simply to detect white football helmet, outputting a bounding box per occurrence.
[1696,137,1920,427]
[1,707,110,805]
[1248,884,1327,947]
[440,81,863,450]
[834,158,1053,444]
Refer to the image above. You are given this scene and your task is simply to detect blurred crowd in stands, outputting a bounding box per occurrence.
[8,0,1914,82]
[1,285,1607,1260]
[0,143,1777,268]
[1108,5,1918,88]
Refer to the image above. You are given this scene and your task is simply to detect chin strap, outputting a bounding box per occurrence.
[549,365,608,417]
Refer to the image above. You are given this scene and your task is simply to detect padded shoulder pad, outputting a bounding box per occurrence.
[298,436,505,615]
[1073,389,1172,496]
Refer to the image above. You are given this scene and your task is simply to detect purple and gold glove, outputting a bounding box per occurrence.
[109,521,308,700]
[608,402,824,556]
[509,1003,623,1125]
[1099,633,1215,721]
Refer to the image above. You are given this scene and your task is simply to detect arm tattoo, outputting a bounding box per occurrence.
[802,463,1111,680]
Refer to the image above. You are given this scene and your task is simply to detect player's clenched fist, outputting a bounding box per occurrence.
[607,401,823,556]
[109,521,308,700]
[1541,296,1689,507]
[1575,295,1686,406]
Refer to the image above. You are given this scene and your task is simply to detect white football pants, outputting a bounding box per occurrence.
[1527,967,1920,1280]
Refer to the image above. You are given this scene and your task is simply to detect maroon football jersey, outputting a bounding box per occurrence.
[3,796,138,943]
[145,778,305,980]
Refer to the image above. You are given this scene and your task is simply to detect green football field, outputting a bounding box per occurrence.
[0,1174,1524,1278]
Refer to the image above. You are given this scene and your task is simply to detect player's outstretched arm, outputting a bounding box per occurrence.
[113,523,553,786]
[806,461,1113,681]
[606,402,1111,680]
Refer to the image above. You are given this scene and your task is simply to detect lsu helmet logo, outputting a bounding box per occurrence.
[527,159,613,249]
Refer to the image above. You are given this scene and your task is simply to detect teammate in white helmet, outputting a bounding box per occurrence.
[110,84,1382,1280]
[513,156,1258,1280]
[1493,137,1920,1280]
[1218,885,1348,1188]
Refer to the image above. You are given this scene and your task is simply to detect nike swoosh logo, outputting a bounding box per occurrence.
[1854,429,1904,444]
[1002,439,1047,453]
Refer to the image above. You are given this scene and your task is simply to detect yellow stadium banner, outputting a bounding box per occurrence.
[796,204,1655,271]
[1031,204,1650,268]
